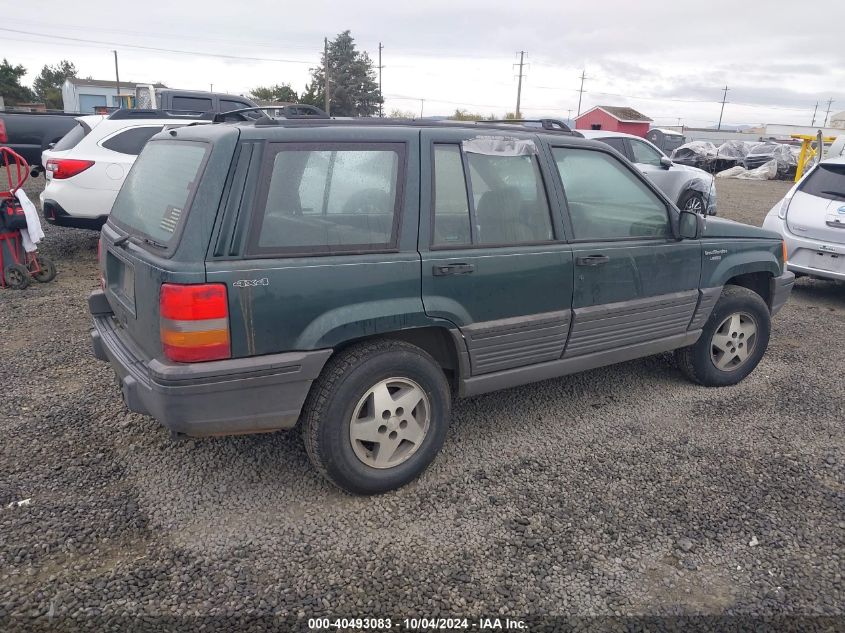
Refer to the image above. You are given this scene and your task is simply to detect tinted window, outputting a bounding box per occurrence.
[52,122,91,151]
[628,139,664,166]
[170,96,213,112]
[599,137,627,155]
[220,99,249,111]
[110,141,208,246]
[799,162,845,201]
[255,146,401,253]
[465,152,554,244]
[433,145,471,246]
[101,126,163,155]
[553,148,670,240]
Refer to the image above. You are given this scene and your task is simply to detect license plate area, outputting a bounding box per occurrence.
[106,250,136,315]
[813,250,842,272]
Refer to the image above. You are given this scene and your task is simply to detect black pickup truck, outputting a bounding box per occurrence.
[0,111,79,167]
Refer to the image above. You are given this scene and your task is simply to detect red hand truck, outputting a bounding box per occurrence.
[1,147,56,289]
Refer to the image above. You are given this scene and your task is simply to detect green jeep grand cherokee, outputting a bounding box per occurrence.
[89,118,794,494]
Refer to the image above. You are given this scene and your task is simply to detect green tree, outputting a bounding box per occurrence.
[300,31,382,117]
[0,59,34,105]
[250,83,298,103]
[33,60,77,110]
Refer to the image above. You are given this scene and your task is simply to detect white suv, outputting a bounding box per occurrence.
[40,111,206,229]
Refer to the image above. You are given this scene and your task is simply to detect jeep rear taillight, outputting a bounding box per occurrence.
[159,283,230,363]
[46,158,94,179]
[0,120,7,144]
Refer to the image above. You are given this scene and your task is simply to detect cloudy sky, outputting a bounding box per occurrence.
[4,1,844,127]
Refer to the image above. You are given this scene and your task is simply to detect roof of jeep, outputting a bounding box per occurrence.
[165,118,607,149]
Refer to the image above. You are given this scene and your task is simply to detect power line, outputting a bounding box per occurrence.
[0,27,315,64]
[514,51,527,118]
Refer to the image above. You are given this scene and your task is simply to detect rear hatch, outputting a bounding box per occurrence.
[100,126,239,361]
[786,161,845,244]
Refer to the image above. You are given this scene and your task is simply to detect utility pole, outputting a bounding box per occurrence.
[823,98,834,127]
[419,99,425,118]
[811,101,818,126]
[111,50,121,105]
[576,69,587,117]
[324,37,331,116]
[717,85,729,131]
[378,42,384,117]
[514,51,526,119]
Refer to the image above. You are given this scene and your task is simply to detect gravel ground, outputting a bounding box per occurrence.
[1,175,843,631]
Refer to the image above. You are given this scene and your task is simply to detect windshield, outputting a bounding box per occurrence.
[799,162,845,201]
[109,140,209,246]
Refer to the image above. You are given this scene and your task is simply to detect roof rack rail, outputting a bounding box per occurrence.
[479,118,577,135]
[210,106,330,124]
[108,108,213,120]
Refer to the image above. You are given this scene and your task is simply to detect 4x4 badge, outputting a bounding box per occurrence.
[232,278,269,288]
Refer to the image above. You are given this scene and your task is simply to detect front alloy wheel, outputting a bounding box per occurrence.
[709,312,758,371]
[683,193,705,214]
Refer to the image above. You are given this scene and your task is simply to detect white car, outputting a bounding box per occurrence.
[763,155,845,282]
[40,111,206,229]
[577,129,717,215]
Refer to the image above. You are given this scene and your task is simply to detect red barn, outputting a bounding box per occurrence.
[574,106,652,137]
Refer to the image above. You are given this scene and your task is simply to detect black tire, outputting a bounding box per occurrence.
[678,190,706,215]
[3,263,30,290]
[675,285,771,387]
[32,255,57,283]
[302,340,451,495]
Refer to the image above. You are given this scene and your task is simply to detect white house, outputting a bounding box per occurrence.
[62,78,166,113]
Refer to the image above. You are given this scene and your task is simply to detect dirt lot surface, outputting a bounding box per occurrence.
[1,176,842,631]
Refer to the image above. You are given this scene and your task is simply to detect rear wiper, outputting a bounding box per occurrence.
[113,234,131,247]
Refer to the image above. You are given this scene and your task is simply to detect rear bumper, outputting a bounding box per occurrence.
[42,198,107,230]
[88,290,331,437]
[769,271,795,316]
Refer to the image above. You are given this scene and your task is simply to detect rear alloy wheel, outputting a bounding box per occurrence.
[675,285,770,387]
[302,340,450,494]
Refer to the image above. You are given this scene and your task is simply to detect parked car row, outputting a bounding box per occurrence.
[670,139,800,179]
[89,116,792,493]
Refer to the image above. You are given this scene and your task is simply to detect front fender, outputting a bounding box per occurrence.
[701,239,782,287]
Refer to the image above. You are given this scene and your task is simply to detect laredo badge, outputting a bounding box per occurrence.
[232,278,269,288]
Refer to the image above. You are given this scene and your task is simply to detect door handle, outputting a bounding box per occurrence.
[576,255,610,266]
[433,263,475,276]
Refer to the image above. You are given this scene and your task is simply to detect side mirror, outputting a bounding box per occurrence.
[679,210,702,239]
[659,156,673,169]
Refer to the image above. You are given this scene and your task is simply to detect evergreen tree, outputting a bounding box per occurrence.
[301,31,382,117]
[250,83,298,103]
[0,59,34,105]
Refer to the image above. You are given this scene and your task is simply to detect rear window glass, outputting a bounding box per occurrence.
[52,122,91,151]
[799,163,845,201]
[252,145,402,254]
[171,96,213,112]
[101,126,162,155]
[110,140,208,246]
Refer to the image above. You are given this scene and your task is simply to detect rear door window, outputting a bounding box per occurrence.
[109,140,209,247]
[799,162,845,201]
[52,122,91,151]
[249,143,404,255]
[598,137,628,157]
[101,126,163,155]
